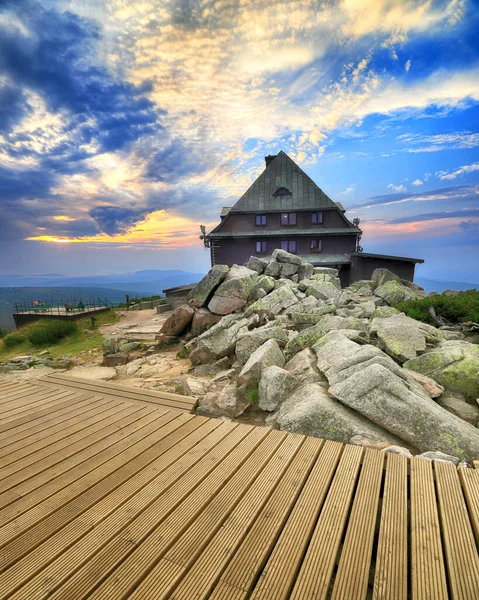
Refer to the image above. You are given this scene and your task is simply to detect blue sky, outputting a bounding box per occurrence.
[0,0,478,282]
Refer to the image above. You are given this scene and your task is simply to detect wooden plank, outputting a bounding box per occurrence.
[373,452,408,600]
[0,394,102,449]
[410,458,448,600]
[0,396,114,458]
[0,400,135,476]
[330,448,385,600]
[0,403,146,491]
[2,422,253,600]
[250,440,343,600]
[181,436,321,600]
[435,460,479,600]
[290,444,363,600]
[0,414,209,569]
[39,373,197,411]
[473,460,479,470]
[460,467,479,546]
[90,429,285,600]
[0,392,89,434]
[0,409,181,538]
[209,437,323,600]
[0,389,80,424]
[0,387,74,418]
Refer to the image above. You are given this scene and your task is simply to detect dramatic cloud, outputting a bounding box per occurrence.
[436,162,479,180]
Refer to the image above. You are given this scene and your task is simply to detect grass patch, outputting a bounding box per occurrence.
[246,384,259,406]
[0,309,119,361]
[2,332,27,347]
[176,346,189,359]
[28,320,78,346]
[395,289,479,325]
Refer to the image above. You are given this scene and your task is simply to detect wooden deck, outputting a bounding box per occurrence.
[1,379,479,599]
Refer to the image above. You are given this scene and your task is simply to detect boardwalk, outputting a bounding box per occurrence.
[0,378,479,599]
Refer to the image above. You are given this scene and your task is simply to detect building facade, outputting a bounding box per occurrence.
[204,151,423,285]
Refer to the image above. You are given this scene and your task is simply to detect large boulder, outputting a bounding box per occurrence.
[370,314,443,363]
[371,268,400,290]
[404,369,444,398]
[160,304,195,336]
[245,284,298,316]
[264,260,281,278]
[279,262,299,277]
[374,280,417,306]
[272,248,302,265]
[285,315,368,358]
[190,308,222,337]
[404,340,479,399]
[314,267,338,276]
[235,326,289,364]
[237,339,285,386]
[258,366,299,411]
[188,314,249,365]
[284,348,323,384]
[437,392,479,426]
[245,256,268,274]
[208,266,258,315]
[277,383,401,445]
[297,263,314,281]
[249,275,276,301]
[306,281,342,303]
[187,264,229,308]
[329,362,479,460]
[289,306,336,325]
[215,383,249,418]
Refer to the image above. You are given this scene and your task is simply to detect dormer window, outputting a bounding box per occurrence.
[273,187,292,197]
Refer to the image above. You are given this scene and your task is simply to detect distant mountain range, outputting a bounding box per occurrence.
[415,278,479,293]
[0,270,204,331]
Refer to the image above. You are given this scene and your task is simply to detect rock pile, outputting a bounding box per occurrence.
[158,250,479,462]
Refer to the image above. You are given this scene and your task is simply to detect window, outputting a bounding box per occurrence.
[272,187,292,197]
[281,240,297,253]
[280,212,297,226]
[255,215,267,226]
[310,239,323,253]
[312,212,323,224]
[255,241,267,253]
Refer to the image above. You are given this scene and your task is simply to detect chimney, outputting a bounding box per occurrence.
[265,155,276,167]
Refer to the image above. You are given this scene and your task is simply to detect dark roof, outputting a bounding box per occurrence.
[230,151,339,213]
[220,207,232,218]
[209,227,360,239]
[351,252,424,264]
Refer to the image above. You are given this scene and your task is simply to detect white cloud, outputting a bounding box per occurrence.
[436,162,479,180]
[397,131,479,153]
[413,179,423,186]
[405,60,411,72]
[387,183,406,192]
[340,185,355,195]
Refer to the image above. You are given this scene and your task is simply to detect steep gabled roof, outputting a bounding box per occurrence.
[230,151,337,213]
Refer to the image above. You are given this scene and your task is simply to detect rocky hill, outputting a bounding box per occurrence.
[157,250,479,464]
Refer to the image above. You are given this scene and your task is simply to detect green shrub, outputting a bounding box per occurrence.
[0,328,7,339]
[395,290,479,325]
[2,332,26,347]
[28,320,78,346]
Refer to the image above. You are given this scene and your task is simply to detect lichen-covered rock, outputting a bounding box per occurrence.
[102,336,119,356]
[348,280,373,293]
[279,262,299,277]
[297,263,314,281]
[284,348,323,384]
[208,267,258,315]
[374,280,417,306]
[306,280,342,303]
[349,435,391,450]
[102,353,128,367]
[289,306,336,325]
[249,275,276,301]
[190,308,222,337]
[349,300,376,319]
[329,362,479,461]
[258,366,299,411]
[160,304,195,336]
[437,392,479,425]
[404,369,444,398]
[245,256,268,274]
[310,273,341,288]
[370,314,443,363]
[264,260,281,277]
[371,306,401,319]
[237,339,285,386]
[404,340,479,399]
[188,314,249,364]
[277,384,401,444]
[285,315,368,358]
[245,284,298,316]
[272,248,302,265]
[371,268,400,290]
[187,264,229,308]
[235,326,289,364]
[313,267,338,277]
[175,374,206,398]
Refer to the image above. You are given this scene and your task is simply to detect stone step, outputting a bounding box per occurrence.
[157,303,172,314]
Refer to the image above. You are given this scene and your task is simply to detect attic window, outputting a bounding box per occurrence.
[273,187,292,197]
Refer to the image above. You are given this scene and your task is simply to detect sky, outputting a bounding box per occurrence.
[0,0,478,282]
